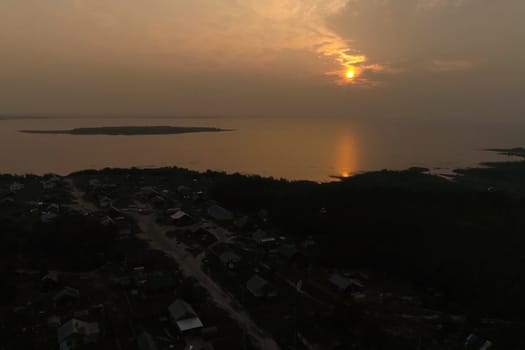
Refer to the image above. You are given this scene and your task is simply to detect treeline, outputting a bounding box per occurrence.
[0,207,117,273]
[208,169,525,320]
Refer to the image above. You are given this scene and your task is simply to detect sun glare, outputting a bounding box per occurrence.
[346,69,355,79]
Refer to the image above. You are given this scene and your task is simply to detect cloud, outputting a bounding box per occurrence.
[431,60,475,72]
[331,0,525,73]
[0,0,524,118]
[0,0,372,83]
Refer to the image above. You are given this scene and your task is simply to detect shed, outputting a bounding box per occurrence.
[58,318,100,350]
[168,299,204,333]
[329,273,364,292]
[170,210,193,226]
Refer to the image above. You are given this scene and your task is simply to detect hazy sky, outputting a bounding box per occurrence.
[1,0,524,119]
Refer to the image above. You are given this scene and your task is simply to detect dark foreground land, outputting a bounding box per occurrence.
[1,155,525,349]
[20,125,231,136]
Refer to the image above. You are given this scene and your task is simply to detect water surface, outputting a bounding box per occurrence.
[1,117,523,181]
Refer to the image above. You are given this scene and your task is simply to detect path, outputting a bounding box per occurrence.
[133,213,280,350]
[64,178,97,212]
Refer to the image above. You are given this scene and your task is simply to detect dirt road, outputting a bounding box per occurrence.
[64,178,97,212]
[133,213,280,350]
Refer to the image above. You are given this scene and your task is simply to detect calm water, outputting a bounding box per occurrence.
[1,117,523,182]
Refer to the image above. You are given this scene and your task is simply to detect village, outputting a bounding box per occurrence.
[0,168,511,350]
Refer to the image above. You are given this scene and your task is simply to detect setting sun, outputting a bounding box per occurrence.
[346,69,355,79]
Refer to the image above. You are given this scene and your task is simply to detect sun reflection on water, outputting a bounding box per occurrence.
[335,132,357,178]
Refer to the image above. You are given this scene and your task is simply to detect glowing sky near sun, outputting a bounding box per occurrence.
[0,0,524,118]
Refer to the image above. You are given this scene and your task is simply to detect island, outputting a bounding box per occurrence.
[20,125,232,136]
[485,147,525,159]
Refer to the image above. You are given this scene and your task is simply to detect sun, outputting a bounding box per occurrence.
[345,69,355,79]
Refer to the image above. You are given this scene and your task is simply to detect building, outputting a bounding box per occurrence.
[328,273,364,293]
[99,216,115,227]
[252,230,276,245]
[277,244,299,261]
[465,334,493,350]
[207,204,233,222]
[99,196,112,209]
[9,182,24,192]
[168,299,204,333]
[41,211,58,223]
[177,185,192,197]
[42,270,60,289]
[219,250,241,269]
[54,287,80,304]
[58,318,100,350]
[47,315,61,328]
[170,210,193,226]
[246,275,277,298]
[137,331,158,350]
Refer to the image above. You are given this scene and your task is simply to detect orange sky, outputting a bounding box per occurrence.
[1,0,524,119]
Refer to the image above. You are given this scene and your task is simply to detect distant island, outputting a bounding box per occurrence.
[20,126,232,136]
[486,147,525,159]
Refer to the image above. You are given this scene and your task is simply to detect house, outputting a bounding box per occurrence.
[219,250,241,269]
[54,286,80,304]
[0,197,14,206]
[252,229,276,245]
[42,270,60,287]
[100,216,115,227]
[277,244,299,261]
[47,315,61,328]
[73,310,89,319]
[329,273,364,293]
[47,203,60,213]
[139,186,158,197]
[118,228,132,240]
[41,211,58,223]
[207,204,233,222]
[88,179,101,188]
[0,188,12,198]
[184,338,215,350]
[257,209,269,223]
[9,182,24,192]
[193,223,230,241]
[234,216,250,230]
[170,210,193,226]
[43,181,57,190]
[99,196,112,209]
[246,275,277,298]
[137,331,158,350]
[168,299,204,333]
[152,195,165,207]
[42,176,61,190]
[252,229,267,242]
[301,238,317,248]
[177,185,192,197]
[58,318,100,350]
[465,334,493,350]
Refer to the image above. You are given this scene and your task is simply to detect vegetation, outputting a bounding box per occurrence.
[19,125,232,135]
[208,164,525,321]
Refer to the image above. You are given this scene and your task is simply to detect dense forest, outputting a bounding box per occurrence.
[209,165,525,320]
